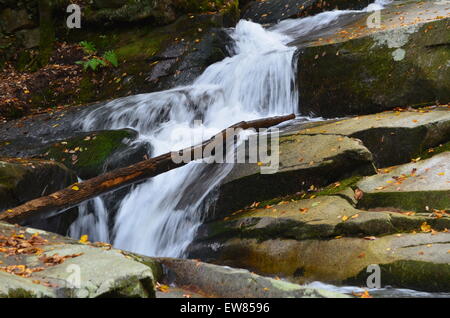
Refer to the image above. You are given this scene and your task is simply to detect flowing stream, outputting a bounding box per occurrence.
[70,1,391,258]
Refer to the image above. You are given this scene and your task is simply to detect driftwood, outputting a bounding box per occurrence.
[0,114,295,223]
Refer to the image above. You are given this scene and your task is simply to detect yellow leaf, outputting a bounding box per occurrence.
[79,235,89,244]
[341,216,349,222]
[72,186,80,191]
[420,222,432,233]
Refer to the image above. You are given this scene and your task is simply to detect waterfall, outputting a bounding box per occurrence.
[71,1,391,257]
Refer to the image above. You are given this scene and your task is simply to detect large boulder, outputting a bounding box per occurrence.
[0,222,158,298]
[0,158,77,234]
[357,151,450,213]
[294,1,450,117]
[0,158,76,211]
[190,189,450,291]
[83,0,238,26]
[242,0,371,24]
[0,8,36,34]
[291,107,450,167]
[210,132,375,221]
[190,232,450,292]
[157,258,350,298]
[38,129,148,180]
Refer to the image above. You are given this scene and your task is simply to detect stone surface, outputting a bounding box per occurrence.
[195,195,450,244]
[38,129,147,180]
[0,158,76,211]
[357,152,450,212]
[16,28,40,49]
[293,1,450,117]
[158,257,350,298]
[191,232,450,292]
[211,132,375,221]
[0,222,156,298]
[242,0,370,24]
[291,107,450,167]
[0,8,35,34]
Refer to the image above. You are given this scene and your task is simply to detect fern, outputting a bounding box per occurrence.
[76,58,107,71]
[76,41,119,71]
[102,50,118,67]
[79,41,97,55]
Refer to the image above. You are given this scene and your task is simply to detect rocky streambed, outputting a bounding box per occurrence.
[0,0,449,298]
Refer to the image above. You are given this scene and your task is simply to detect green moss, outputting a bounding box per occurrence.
[416,142,450,161]
[314,175,363,196]
[255,175,363,208]
[0,288,39,298]
[77,76,96,104]
[43,130,135,179]
[115,32,169,60]
[346,260,450,292]
[358,190,450,213]
[38,0,55,66]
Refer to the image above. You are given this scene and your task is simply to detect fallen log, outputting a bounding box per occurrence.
[0,114,295,223]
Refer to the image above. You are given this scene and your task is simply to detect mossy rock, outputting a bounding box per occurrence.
[0,158,76,211]
[242,0,370,24]
[295,3,450,117]
[357,152,450,212]
[189,232,450,292]
[40,129,145,179]
[210,133,375,222]
[296,108,450,168]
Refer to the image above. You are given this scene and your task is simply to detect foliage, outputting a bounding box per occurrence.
[76,42,119,71]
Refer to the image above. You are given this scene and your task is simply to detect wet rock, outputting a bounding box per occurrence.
[0,104,102,159]
[84,0,239,27]
[0,8,35,34]
[0,223,157,298]
[0,158,77,234]
[157,257,351,298]
[294,1,450,117]
[0,158,76,211]
[357,152,450,213]
[242,0,370,24]
[16,28,40,49]
[195,195,450,244]
[38,129,148,180]
[210,132,375,221]
[190,232,450,292]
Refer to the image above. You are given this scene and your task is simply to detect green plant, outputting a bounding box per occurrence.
[79,41,96,54]
[76,42,119,71]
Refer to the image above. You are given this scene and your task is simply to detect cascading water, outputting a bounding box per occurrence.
[71,0,391,257]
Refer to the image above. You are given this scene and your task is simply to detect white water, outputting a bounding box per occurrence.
[72,1,391,257]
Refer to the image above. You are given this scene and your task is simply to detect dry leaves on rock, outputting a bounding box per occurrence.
[39,253,84,267]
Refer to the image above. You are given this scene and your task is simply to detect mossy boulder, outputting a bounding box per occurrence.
[210,132,375,222]
[357,151,450,213]
[0,158,76,211]
[194,195,450,245]
[82,0,238,26]
[191,232,450,292]
[157,257,350,298]
[39,129,147,179]
[242,0,371,24]
[293,107,450,167]
[295,1,450,117]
